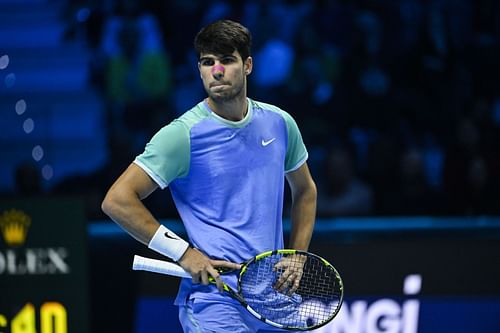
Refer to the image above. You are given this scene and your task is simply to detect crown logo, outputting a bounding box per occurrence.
[0,209,31,247]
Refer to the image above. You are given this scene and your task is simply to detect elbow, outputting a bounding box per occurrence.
[294,180,317,206]
[101,190,117,217]
[308,179,318,203]
[304,181,317,212]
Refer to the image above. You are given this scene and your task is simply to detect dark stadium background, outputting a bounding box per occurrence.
[1,1,500,332]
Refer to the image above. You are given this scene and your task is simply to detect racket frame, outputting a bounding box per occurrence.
[238,249,344,330]
[133,249,343,331]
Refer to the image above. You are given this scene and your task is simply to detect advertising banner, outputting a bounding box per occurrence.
[131,220,500,333]
[0,198,89,333]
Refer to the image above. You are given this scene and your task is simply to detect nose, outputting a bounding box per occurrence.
[211,64,225,80]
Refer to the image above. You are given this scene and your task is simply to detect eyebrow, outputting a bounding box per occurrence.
[199,54,238,62]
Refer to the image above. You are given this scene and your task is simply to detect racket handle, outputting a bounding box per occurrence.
[132,255,192,278]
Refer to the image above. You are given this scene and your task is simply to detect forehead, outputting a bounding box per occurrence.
[199,50,242,60]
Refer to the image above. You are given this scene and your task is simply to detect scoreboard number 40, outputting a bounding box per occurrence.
[0,303,67,333]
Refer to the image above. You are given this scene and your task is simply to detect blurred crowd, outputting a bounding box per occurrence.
[19,0,500,219]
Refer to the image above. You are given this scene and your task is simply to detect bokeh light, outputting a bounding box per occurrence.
[0,54,9,69]
[23,118,35,134]
[32,145,44,161]
[42,164,54,180]
[15,99,27,115]
[4,73,16,87]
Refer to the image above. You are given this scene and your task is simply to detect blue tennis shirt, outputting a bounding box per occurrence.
[134,98,308,304]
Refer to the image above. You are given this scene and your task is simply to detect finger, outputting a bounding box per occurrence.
[275,279,288,292]
[200,271,209,285]
[273,259,289,271]
[274,257,295,272]
[208,267,224,292]
[211,259,241,271]
[287,274,301,295]
[282,272,296,292]
[191,273,201,284]
[277,277,293,293]
[274,269,293,291]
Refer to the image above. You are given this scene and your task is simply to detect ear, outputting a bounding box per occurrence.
[244,57,253,75]
[198,62,202,78]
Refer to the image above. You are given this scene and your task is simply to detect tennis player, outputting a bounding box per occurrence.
[102,19,317,332]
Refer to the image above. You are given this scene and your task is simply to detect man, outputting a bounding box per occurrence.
[102,19,317,332]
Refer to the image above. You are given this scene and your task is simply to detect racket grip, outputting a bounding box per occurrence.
[132,255,192,278]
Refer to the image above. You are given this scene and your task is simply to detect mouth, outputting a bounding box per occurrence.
[210,82,230,88]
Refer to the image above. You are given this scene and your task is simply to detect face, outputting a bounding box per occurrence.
[198,50,252,103]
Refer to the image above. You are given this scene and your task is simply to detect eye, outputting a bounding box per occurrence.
[200,58,214,66]
[221,57,236,65]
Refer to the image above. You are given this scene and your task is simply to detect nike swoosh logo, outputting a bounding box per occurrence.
[164,232,179,240]
[261,138,276,146]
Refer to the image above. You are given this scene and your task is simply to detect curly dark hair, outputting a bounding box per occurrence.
[194,19,252,61]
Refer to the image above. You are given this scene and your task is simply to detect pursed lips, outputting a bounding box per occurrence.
[210,81,230,88]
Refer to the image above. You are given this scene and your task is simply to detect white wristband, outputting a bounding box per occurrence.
[148,225,189,262]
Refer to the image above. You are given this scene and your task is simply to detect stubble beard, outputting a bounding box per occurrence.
[207,78,245,104]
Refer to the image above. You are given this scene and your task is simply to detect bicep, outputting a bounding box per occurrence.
[286,162,316,196]
[109,163,159,200]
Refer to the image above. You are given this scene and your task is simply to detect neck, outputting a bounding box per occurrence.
[207,95,248,121]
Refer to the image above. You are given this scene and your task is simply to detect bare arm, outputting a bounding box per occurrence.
[101,163,161,244]
[285,162,317,251]
[101,163,239,290]
[274,162,317,293]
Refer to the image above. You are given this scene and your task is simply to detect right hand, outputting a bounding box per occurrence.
[177,247,241,292]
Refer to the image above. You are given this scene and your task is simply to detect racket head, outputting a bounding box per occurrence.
[237,249,343,331]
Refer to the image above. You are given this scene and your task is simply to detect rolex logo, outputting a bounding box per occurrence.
[0,209,31,247]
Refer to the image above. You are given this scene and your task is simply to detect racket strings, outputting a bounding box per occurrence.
[239,253,342,329]
[297,257,343,325]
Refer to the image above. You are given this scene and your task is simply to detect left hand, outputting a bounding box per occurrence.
[273,253,307,295]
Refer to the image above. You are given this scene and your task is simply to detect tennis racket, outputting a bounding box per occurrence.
[132,249,343,331]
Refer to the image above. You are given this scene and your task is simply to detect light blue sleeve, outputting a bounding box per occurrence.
[134,120,190,189]
[254,100,309,172]
[280,111,308,172]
